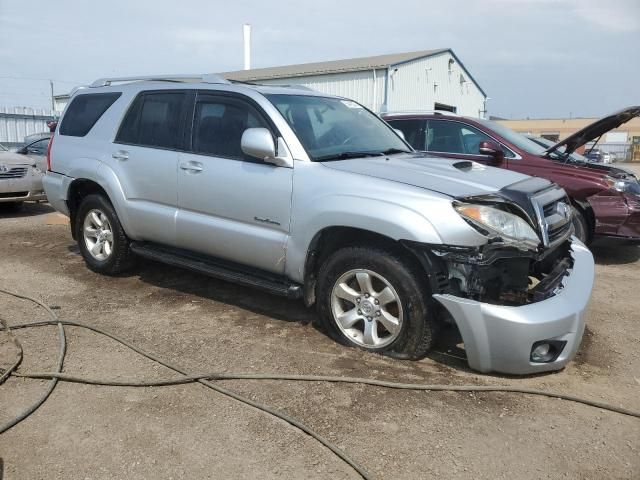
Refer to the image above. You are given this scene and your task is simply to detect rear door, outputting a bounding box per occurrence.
[112,89,190,245]
[175,92,293,274]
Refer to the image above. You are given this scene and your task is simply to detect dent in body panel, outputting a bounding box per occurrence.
[587,191,632,235]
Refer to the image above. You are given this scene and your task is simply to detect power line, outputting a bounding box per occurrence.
[0,76,82,84]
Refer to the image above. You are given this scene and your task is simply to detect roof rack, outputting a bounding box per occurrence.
[89,74,230,88]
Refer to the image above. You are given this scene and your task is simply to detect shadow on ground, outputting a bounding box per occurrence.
[0,202,54,218]
[592,244,640,265]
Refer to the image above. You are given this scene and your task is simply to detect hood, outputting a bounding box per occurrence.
[565,161,638,182]
[0,151,34,167]
[321,152,541,198]
[545,106,640,155]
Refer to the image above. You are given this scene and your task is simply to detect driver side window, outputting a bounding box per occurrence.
[426,120,514,157]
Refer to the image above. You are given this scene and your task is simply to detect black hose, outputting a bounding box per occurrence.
[0,290,372,480]
[0,316,23,385]
[2,288,639,480]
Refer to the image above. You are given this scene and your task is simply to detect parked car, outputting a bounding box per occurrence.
[526,135,592,163]
[43,75,594,375]
[16,133,52,171]
[0,142,46,208]
[384,107,640,244]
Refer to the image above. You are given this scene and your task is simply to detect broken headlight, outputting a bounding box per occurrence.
[454,203,540,250]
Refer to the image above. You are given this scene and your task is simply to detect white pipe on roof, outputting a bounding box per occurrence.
[243,24,252,71]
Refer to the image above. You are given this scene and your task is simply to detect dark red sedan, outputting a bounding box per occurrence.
[384,107,640,244]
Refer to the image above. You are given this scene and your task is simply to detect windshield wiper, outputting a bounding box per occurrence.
[378,148,412,155]
[315,151,383,161]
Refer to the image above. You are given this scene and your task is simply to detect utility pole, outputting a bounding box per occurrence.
[49,80,55,112]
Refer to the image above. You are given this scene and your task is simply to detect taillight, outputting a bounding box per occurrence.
[46,136,54,172]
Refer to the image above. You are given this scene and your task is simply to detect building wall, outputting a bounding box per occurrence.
[497,117,640,142]
[0,106,56,147]
[256,51,486,117]
[258,68,387,113]
[386,51,486,117]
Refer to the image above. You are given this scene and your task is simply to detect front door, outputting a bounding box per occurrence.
[176,93,293,274]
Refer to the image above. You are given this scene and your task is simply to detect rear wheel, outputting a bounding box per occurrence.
[571,206,589,243]
[317,246,437,359]
[76,194,133,275]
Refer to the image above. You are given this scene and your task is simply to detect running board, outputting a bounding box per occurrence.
[130,242,303,299]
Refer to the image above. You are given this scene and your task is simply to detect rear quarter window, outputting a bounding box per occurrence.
[59,93,121,137]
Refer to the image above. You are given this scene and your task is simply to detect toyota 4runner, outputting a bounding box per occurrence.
[43,74,594,374]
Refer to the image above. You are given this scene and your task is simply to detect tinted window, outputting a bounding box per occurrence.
[60,93,121,137]
[192,97,268,159]
[116,92,186,149]
[386,119,425,150]
[427,120,514,158]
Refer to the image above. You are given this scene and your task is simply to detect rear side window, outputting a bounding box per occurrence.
[116,91,186,149]
[60,93,121,137]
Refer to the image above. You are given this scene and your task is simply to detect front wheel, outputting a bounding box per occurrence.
[317,246,437,359]
[571,206,589,244]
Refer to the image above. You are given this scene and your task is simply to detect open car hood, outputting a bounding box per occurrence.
[544,106,640,156]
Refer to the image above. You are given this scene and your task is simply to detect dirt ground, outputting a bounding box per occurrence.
[1,168,639,479]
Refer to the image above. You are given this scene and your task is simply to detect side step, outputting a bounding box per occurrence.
[130,242,303,299]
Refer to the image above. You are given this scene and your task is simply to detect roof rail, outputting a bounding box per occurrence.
[381,110,461,117]
[89,74,230,88]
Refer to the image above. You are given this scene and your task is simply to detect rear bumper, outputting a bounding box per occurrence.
[433,239,594,375]
[42,171,72,215]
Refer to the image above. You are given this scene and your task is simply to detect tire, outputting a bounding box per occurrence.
[317,246,437,359]
[571,206,589,244]
[75,194,133,275]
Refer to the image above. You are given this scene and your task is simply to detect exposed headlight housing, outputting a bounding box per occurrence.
[454,203,540,250]
[604,176,640,196]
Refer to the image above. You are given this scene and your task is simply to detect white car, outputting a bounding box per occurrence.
[0,142,46,208]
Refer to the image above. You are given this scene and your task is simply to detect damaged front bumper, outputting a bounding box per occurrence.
[432,238,594,375]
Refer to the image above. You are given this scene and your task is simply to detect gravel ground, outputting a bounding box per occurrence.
[1,168,639,479]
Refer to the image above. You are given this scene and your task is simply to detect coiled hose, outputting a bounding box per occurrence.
[1,288,638,480]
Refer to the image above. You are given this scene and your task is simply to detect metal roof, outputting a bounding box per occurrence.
[222,49,450,81]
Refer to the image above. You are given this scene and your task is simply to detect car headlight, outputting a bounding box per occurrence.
[454,203,540,249]
[604,176,640,195]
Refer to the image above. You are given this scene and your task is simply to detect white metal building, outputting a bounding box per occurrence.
[223,49,488,117]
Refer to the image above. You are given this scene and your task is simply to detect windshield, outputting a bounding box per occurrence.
[476,118,549,156]
[266,94,410,161]
[527,135,590,163]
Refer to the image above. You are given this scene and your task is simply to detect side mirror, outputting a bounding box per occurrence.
[241,128,293,168]
[393,128,406,141]
[478,140,504,164]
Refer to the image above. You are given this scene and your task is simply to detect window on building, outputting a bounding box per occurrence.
[433,103,457,113]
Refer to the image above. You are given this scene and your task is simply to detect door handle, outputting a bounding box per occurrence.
[180,161,203,173]
[112,150,129,161]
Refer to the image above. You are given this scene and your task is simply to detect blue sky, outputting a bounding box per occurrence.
[0,0,638,118]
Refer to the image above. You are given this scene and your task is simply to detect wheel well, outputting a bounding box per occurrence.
[302,227,425,306]
[67,179,109,240]
[571,198,595,241]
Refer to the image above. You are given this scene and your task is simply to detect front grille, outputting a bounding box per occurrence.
[0,167,28,179]
[531,187,573,247]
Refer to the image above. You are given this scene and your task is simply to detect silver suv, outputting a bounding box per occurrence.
[43,74,594,375]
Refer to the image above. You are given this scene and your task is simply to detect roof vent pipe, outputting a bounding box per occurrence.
[243,24,252,70]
